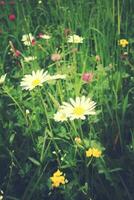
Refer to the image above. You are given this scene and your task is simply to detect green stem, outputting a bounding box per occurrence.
[87,157,93,167]
[3,88,28,126]
[78,120,84,140]
[26,162,49,200]
[70,120,78,136]
[117,0,121,35]
[39,90,61,166]
[39,90,53,133]
[113,87,122,149]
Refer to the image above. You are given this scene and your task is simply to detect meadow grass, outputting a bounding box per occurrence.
[0,0,134,200]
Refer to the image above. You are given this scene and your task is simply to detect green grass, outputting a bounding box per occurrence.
[0,0,134,200]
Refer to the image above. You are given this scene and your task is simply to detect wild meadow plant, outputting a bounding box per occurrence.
[0,0,134,200]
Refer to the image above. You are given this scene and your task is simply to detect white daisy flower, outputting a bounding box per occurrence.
[20,70,50,90]
[20,70,66,91]
[60,96,96,120]
[21,33,35,46]
[54,110,67,122]
[0,74,6,85]
[23,56,37,63]
[67,34,84,44]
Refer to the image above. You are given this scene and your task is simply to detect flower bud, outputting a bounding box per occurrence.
[26,109,30,115]
[51,53,61,62]
[0,1,5,5]
[75,137,82,144]
[95,55,101,62]
[82,72,94,83]
[8,14,16,21]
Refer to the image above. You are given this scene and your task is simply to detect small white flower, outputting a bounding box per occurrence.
[26,109,30,115]
[20,70,66,91]
[23,56,37,63]
[0,190,4,200]
[38,0,42,3]
[54,110,67,122]
[59,96,96,120]
[39,34,51,39]
[0,74,6,85]
[67,34,84,43]
[21,33,35,46]
[50,74,66,80]
[0,195,3,200]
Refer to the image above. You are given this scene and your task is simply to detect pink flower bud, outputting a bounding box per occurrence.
[0,1,5,5]
[15,50,21,57]
[82,72,94,83]
[31,39,36,46]
[8,14,16,21]
[51,53,62,62]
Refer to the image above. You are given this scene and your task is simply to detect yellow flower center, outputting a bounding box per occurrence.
[32,79,40,87]
[60,113,66,120]
[73,106,85,116]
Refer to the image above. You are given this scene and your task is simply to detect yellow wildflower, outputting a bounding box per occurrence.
[92,148,102,158]
[86,148,102,158]
[50,169,67,188]
[118,39,129,47]
[53,169,62,177]
[86,148,93,157]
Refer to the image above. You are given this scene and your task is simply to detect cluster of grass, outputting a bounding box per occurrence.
[0,0,134,200]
